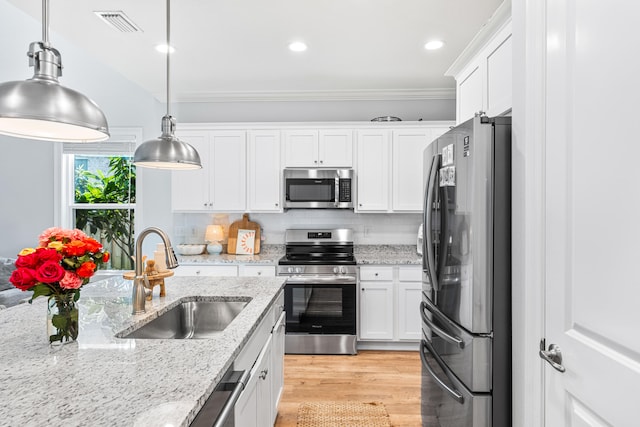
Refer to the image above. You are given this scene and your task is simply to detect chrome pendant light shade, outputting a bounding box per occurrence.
[133,0,201,170]
[133,115,201,169]
[0,1,109,142]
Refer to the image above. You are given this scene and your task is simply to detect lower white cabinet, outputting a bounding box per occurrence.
[234,290,284,426]
[239,265,276,277]
[358,265,422,343]
[173,265,238,277]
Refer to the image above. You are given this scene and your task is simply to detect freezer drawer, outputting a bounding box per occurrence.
[420,338,491,427]
[421,295,492,392]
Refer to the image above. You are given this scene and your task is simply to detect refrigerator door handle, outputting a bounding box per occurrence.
[424,154,440,290]
[420,339,464,404]
[420,301,464,348]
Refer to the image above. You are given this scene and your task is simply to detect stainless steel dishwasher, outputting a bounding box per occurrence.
[190,366,250,427]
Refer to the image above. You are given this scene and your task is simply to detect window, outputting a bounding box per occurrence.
[60,128,141,270]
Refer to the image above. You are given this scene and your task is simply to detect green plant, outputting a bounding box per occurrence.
[74,157,136,270]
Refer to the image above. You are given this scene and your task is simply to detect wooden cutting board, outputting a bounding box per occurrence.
[227,213,261,254]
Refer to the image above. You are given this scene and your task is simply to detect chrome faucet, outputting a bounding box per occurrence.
[132,227,179,315]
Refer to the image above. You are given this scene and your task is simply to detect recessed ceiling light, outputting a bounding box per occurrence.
[424,40,444,50]
[288,41,308,52]
[155,43,175,54]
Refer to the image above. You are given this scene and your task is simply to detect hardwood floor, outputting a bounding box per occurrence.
[274,350,422,427]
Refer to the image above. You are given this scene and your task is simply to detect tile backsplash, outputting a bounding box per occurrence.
[173,211,422,246]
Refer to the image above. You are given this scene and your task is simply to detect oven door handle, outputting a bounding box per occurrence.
[284,276,357,285]
[212,369,250,427]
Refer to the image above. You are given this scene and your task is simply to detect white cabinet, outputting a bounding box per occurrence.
[239,265,276,277]
[171,130,247,211]
[446,7,512,124]
[234,291,284,427]
[396,267,422,340]
[247,130,282,212]
[284,129,353,167]
[359,266,394,340]
[173,265,238,277]
[355,129,391,212]
[359,265,422,344]
[392,128,450,212]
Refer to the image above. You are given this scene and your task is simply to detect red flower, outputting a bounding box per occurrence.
[83,238,102,253]
[15,252,39,269]
[76,261,97,278]
[64,240,87,257]
[35,248,63,264]
[9,268,37,291]
[102,252,110,263]
[35,261,66,283]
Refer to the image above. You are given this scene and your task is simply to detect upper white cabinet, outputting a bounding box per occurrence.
[284,129,353,167]
[247,130,282,212]
[356,129,391,212]
[446,2,512,124]
[171,130,246,211]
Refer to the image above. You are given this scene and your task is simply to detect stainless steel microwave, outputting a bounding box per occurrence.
[283,168,354,209]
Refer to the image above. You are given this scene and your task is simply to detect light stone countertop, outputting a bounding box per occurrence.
[0,275,285,427]
[355,245,423,265]
[176,244,284,265]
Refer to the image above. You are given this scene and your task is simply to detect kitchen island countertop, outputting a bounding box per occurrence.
[0,275,285,427]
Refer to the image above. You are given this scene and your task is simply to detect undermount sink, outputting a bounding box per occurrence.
[121,299,251,339]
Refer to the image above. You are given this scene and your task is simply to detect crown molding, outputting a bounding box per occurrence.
[160,88,456,103]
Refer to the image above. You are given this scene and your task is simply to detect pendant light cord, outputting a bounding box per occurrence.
[166,0,171,117]
[42,0,49,46]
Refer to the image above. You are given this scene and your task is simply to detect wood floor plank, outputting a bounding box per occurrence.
[274,350,422,427]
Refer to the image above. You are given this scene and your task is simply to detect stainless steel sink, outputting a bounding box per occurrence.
[122,300,250,339]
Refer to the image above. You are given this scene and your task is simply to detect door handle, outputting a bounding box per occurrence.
[539,340,566,373]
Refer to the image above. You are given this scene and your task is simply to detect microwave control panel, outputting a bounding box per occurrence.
[339,179,352,202]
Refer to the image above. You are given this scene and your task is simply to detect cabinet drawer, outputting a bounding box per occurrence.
[241,265,276,277]
[174,265,238,277]
[359,267,393,281]
[398,267,422,282]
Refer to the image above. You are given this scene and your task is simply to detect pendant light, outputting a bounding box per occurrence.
[133,0,201,170]
[0,0,109,142]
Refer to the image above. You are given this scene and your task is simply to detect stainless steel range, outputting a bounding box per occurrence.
[277,228,357,355]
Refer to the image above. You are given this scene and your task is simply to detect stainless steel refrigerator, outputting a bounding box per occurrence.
[420,115,511,427]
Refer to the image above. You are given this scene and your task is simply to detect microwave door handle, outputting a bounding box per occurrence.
[420,301,464,348]
[334,176,340,207]
[425,154,440,290]
[420,339,464,404]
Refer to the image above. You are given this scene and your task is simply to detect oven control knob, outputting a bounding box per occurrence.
[333,267,339,274]
[340,266,347,274]
[287,267,294,274]
[295,267,303,274]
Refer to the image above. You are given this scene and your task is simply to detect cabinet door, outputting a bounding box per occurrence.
[270,312,285,425]
[210,131,246,211]
[247,130,282,212]
[319,129,353,167]
[235,334,272,427]
[356,130,390,212]
[359,281,394,340]
[284,130,319,167]
[397,281,422,340]
[486,34,513,117]
[392,129,431,212]
[171,131,211,211]
[458,66,483,124]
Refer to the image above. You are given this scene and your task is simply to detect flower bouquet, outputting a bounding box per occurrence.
[9,227,110,344]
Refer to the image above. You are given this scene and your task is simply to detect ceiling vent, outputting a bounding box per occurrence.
[94,11,142,33]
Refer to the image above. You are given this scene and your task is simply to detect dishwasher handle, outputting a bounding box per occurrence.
[213,369,251,427]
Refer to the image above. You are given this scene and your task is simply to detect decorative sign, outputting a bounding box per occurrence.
[235,229,256,254]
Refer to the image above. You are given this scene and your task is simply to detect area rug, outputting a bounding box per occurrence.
[297,401,391,427]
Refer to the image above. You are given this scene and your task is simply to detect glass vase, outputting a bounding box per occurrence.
[47,293,79,345]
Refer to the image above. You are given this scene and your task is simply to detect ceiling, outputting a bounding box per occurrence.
[7,0,505,103]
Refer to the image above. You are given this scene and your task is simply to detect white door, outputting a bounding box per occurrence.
[284,130,318,167]
[391,129,430,211]
[210,131,246,211]
[319,129,353,167]
[355,129,390,212]
[247,130,281,212]
[543,1,640,425]
[171,131,210,211]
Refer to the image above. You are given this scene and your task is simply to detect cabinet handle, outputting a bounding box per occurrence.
[361,288,365,291]
[259,369,268,380]
[319,160,324,164]
[359,203,362,207]
[314,160,318,164]
[203,202,207,207]
[209,203,213,207]
[196,270,201,275]
[257,271,262,276]
[375,273,379,276]
[275,203,279,207]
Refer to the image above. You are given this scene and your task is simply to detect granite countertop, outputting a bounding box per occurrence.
[0,275,285,427]
[355,245,422,265]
